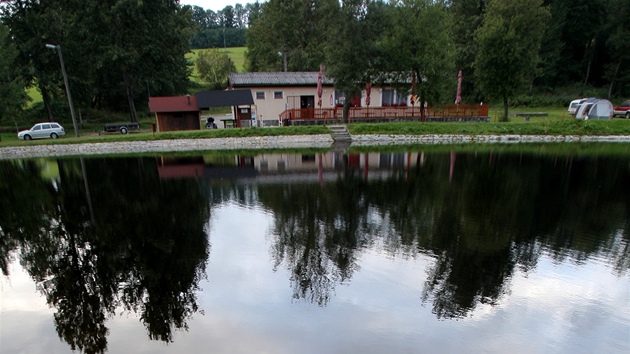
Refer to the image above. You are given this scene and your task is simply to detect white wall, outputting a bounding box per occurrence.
[241,85,400,123]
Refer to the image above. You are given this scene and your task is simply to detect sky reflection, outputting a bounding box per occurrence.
[4,202,628,354]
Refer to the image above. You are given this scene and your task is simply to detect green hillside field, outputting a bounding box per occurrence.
[187,46,247,82]
[25,47,247,105]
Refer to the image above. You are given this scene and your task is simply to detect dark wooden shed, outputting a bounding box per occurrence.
[149,95,201,132]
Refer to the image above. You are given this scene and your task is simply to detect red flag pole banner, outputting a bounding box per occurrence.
[455,70,462,105]
[410,72,416,117]
[365,78,371,118]
[317,64,324,108]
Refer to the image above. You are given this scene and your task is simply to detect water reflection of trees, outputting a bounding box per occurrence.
[2,149,628,345]
[257,152,629,317]
[0,158,210,353]
[258,169,372,306]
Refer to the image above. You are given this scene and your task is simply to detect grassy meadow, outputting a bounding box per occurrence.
[187,46,247,82]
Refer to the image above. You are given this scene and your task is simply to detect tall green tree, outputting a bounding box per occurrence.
[0,22,28,125]
[604,0,630,98]
[381,0,454,118]
[195,49,236,89]
[245,0,301,71]
[103,0,191,122]
[1,0,81,122]
[246,0,337,72]
[324,0,384,122]
[474,0,550,121]
[1,0,192,122]
[449,0,487,103]
[547,0,608,87]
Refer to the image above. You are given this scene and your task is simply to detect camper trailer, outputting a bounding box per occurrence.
[575,98,614,120]
[568,98,589,116]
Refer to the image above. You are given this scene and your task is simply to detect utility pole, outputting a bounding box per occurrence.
[46,44,79,137]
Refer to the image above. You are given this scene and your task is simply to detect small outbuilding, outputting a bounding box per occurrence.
[575,98,614,120]
[149,95,200,132]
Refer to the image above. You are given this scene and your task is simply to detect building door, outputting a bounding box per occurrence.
[237,106,251,127]
[301,95,315,119]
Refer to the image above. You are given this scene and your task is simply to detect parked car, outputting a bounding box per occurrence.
[613,100,630,118]
[17,122,66,140]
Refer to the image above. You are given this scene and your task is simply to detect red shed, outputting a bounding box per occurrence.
[149,95,201,132]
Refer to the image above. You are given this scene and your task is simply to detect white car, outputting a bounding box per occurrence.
[18,122,66,140]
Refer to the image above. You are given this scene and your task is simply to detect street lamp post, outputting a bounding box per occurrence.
[46,44,79,137]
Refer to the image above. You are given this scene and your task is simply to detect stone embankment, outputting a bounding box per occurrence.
[350,134,630,146]
[1,134,630,159]
[0,135,333,159]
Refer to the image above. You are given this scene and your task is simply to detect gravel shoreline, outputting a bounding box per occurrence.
[1,134,630,159]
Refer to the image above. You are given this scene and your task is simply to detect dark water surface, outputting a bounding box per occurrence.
[1,147,629,354]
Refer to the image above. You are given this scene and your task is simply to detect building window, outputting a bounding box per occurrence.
[274,91,283,99]
[334,91,346,107]
[256,91,265,99]
[382,89,394,106]
[382,89,408,106]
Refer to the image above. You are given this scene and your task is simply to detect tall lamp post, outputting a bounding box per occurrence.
[46,44,79,137]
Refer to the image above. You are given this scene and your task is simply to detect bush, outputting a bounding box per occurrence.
[19,101,70,127]
[511,84,611,108]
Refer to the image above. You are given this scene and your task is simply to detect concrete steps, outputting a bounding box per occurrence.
[328,125,352,142]
[328,125,352,152]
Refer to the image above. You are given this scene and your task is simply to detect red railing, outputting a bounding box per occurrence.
[278,105,489,123]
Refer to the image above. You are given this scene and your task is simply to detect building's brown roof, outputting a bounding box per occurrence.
[149,95,199,112]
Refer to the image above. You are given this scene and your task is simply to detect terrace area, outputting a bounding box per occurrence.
[278,104,490,125]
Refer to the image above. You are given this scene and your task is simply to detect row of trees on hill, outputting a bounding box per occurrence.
[188,3,262,49]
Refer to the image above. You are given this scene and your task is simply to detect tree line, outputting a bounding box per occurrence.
[188,3,261,48]
[245,0,628,120]
[1,0,628,126]
[1,0,191,124]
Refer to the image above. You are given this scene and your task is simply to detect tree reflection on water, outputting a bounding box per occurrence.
[258,151,629,318]
[1,149,628,352]
[0,158,210,353]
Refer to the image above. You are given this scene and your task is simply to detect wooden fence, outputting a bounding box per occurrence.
[278,105,489,124]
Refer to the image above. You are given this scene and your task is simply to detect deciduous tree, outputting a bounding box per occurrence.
[474,0,550,121]
[195,49,236,89]
[0,22,28,125]
[381,0,454,119]
[603,0,630,98]
[246,0,336,72]
[324,0,384,122]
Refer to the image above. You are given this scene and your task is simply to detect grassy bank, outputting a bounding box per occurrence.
[1,117,629,148]
[348,119,630,136]
[0,125,329,146]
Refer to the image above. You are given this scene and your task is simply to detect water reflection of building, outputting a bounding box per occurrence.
[156,152,426,182]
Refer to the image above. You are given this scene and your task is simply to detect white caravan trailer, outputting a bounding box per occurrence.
[568,98,589,116]
[575,98,614,120]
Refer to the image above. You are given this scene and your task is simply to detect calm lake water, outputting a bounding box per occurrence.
[1,146,629,354]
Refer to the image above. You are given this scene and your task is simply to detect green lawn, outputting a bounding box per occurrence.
[187,46,247,83]
[2,115,629,147]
